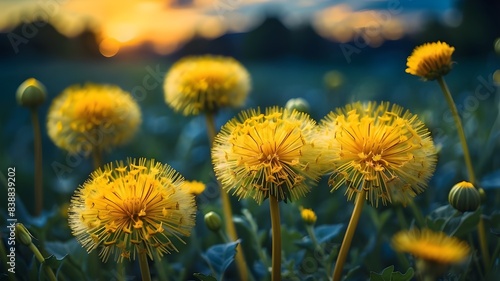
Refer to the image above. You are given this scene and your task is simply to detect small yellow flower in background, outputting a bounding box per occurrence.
[182,180,206,195]
[392,228,470,265]
[300,207,317,225]
[318,101,437,207]
[406,41,455,80]
[68,158,196,262]
[47,83,141,154]
[212,107,324,204]
[163,55,251,116]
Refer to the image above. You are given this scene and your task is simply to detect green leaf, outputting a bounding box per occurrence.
[44,240,80,260]
[344,265,361,281]
[392,267,414,281]
[381,265,395,279]
[295,224,344,249]
[425,204,480,237]
[193,273,218,281]
[451,208,481,237]
[369,273,386,281]
[369,265,414,281]
[201,240,240,280]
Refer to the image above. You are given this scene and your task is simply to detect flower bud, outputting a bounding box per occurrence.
[448,181,481,212]
[204,211,222,232]
[300,207,317,225]
[16,78,47,108]
[285,98,310,114]
[16,223,33,246]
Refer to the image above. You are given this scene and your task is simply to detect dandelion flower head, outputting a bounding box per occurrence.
[47,83,141,154]
[164,55,251,116]
[318,101,437,206]
[406,41,455,80]
[392,228,470,264]
[212,107,324,204]
[68,158,196,262]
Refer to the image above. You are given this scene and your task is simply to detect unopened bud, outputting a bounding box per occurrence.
[16,223,33,246]
[448,181,481,212]
[204,211,222,232]
[16,78,47,108]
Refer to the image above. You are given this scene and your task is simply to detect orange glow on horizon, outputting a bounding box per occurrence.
[0,1,415,56]
[313,4,405,47]
[99,38,120,57]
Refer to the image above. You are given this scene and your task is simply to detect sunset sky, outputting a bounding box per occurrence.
[0,0,458,56]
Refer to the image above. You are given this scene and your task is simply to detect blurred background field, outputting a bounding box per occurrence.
[1,0,500,280]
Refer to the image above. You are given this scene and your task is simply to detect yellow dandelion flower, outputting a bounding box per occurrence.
[406,41,455,80]
[163,55,251,116]
[392,228,470,264]
[182,180,206,196]
[318,101,437,207]
[300,207,317,225]
[68,158,196,262]
[211,107,324,204]
[47,83,141,154]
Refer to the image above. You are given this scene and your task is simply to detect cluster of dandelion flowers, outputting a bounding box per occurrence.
[68,158,196,262]
[392,229,470,265]
[163,55,251,116]
[318,101,437,206]
[406,41,455,80]
[47,83,141,154]
[211,107,324,204]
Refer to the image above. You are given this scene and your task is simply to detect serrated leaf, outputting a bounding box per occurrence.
[295,224,344,249]
[193,273,218,281]
[201,240,240,280]
[392,267,414,281]
[369,266,414,281]
[43,255,62,268]
[316,224,344,243]
[44,240,80,260]
[381,265,395,279]
[491,228,500,237]
[451,208,480,237]
[369,273,386,281]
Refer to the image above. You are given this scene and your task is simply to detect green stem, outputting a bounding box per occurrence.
[30,109,43,216]
[153,251,170,281]
[116,260,125,281]
[468,235,485,281]
[138,250,152,281]
[436,76,476,184]
[408,200,425,228]
[436,77,490,269]
[332,188,366,281]
[306,224,331,277]
[205,112,250,281]
[477,215,491,271]
[395,205,409,230]
[217,229,230,243]
[28,243,57,281]
[269,195,282,281]
[489,236,500,271]
[306,224,325,257]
